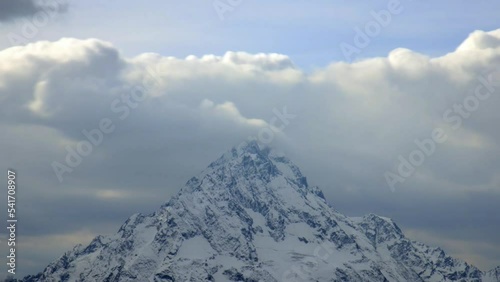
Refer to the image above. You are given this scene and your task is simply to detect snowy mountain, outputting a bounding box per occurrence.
[22,141,500,281]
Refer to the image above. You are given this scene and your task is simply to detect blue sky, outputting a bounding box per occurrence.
[2,1,500,69]
[1,0,500,278]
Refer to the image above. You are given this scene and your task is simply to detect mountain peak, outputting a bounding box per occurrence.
[203,140,307,189]
[234,139,265,155]
[223,140,277,164]
[21,143,500,282]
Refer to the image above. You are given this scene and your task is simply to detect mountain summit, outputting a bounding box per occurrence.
[23,141,500,281]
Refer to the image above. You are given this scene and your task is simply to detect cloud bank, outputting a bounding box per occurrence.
[1,30,500,276]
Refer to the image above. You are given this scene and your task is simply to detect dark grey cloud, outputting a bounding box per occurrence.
[0,0,67,22]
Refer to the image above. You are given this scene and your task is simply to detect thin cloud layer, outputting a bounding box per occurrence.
[1,30,500,276]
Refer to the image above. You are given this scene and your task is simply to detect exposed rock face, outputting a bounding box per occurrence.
[22,141,500,281]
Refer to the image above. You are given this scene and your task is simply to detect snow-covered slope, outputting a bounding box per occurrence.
[22,141,500,281]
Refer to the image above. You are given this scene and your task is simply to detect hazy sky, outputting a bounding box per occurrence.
[1,0,500,278]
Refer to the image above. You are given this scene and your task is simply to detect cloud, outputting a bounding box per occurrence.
[1,29,500,277]
[0,0,67,22]
[457,29,500,51]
